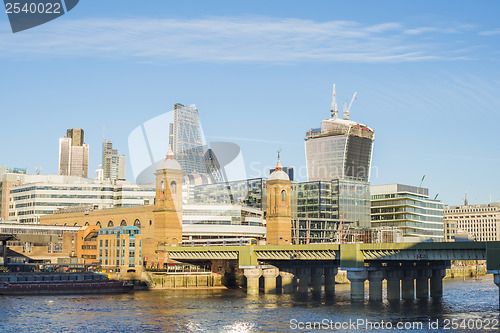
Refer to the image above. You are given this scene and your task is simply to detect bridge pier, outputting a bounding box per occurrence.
[297,267,311,294]
[368,270,385,301]
[324,267,338,295]
[262,268,279,294]
[430,268,446,298]
[244,268,262,295]
[280,270,295,294]
[416,269,431,299]
[494,274,500,306]
[311,267,323,295]
[401,269,416,300]
[347,270,368,302]
[386,269,402,300]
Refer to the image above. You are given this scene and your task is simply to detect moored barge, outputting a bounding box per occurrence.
[0,273,133,295]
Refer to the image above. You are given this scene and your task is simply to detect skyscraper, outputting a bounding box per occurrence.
[305,85,374,182]
[102,139,126,181]
[58,128,89,178]
[305,118,374,182]
[301,85,375,229]
[170,103,206,175]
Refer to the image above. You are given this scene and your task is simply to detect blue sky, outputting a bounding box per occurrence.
[1,1,499,206]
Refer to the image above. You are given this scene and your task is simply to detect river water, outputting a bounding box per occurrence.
[0,276,498,332]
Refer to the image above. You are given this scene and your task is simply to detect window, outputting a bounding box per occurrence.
[108,221,114,227]
[170,181,177,194]
[134,219,141,228]
[281,190,286,202]
[120,220,127,227]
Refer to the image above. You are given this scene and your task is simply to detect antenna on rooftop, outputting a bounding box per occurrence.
[35,167,41,175]
[330,84,338,119]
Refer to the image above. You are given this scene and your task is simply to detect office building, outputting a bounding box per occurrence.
[170,103,206,175]
[0,166,26,179]
[1,173,155,223]
[304,97,374,182]
[291,178,371,244]
[98,226,142,276]
[444,202,500,241]
[58,128,89,178]
[371,184,444,241]
[0,167,27,220]
[191,178,266,210]
[102,139,126,181]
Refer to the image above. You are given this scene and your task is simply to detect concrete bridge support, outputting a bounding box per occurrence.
[430,268,446,298]
[324,267,338,295]
[297,267,311,294]
[280,270,295,294]
[416,269,431,299]
[244,268,262,295]
[262,268,279,294]
[386,270,402,300]
[401,269,416,300]
[494,274,500,306]
[347,270,368,302]
[311,267,323,295]
[368,270,385,301]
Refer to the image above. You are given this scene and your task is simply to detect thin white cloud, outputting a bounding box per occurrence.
[0,16,475,63]
[479,29,500,36]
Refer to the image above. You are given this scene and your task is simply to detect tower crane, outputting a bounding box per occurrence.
[343,92,357,120]
[330,84,338,119]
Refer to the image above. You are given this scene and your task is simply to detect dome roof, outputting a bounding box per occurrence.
[269,156,289,181]
[157,148,181,171]
[269,170,289,181]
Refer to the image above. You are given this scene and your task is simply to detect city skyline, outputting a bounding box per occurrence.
[1,1,500,206]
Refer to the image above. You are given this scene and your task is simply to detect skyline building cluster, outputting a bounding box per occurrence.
[1,86,498,244]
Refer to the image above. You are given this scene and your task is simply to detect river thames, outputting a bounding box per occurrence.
[0,276,498,332]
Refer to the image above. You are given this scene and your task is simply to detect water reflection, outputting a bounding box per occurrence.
[0,276,497,332]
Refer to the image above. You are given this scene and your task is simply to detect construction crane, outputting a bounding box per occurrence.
[330,84,338,119]
[419,175,426,188]
[343,92,358,120]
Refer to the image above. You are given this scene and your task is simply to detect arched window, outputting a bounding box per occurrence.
[170,181,177,194]
[161,180,165,198]
[108,220,114,227]
[74,223,79,227]
[120,220,127,227]
[134,219,141,228]
[96,221,101,227]
[84,222,89,226]
[64,223,68,226]
[281,190,286,202]
[149,220,152,226]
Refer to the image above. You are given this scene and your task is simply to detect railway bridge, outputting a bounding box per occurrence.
[158,241,500,303]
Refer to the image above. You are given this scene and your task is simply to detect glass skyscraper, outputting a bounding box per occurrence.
[170,104,206,175]
[305,118,374,182]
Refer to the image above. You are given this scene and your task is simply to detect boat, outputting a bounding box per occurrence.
[0,273,133,295]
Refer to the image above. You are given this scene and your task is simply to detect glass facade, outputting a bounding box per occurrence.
[9,181,155,223]
[371,184,444,241]
[171,104,206,175]
[191,178,265,210]
[292,178,371,244]
[305,118,374,182]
